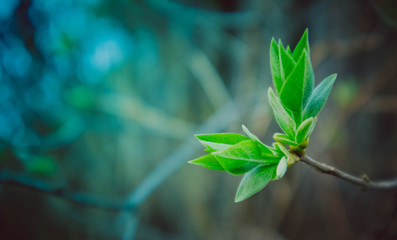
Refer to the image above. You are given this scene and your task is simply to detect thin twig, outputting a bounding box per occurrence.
[300,155,397,190]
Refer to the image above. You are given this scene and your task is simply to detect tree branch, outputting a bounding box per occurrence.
[300,155,397,190]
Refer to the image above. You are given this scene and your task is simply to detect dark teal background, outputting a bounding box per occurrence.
[0,0,397,239]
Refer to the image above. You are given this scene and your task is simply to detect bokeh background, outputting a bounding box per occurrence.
[0,0,397,239]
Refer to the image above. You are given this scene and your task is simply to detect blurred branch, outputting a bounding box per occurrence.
[365,95,397,113]
[98,94,195,139]
[117,100,239,239]
[120,100,238,208]
[187,49,232,109]
[119,213,139,240]
[300,155,397,190]
[1,99,241,214]
[367,0,397,29]
[0,170,124,210]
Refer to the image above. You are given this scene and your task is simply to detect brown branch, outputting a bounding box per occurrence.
[300,155,397,190]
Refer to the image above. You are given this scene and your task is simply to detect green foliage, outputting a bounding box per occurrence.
[189,29,337,202]
[279,51,314,124]
[268,88,296,138]
[190,128,282,202]
[273,133,296,146]
[189,154,224,171]
[275,157,287,180]
[209,140,277,175]
[242,125,276,157]
[303,74,337,120]
[195,133,250,153]
[292,29,310,61]
[235,164,275,202]
[268,29,336,146]
[270,39,283,93]
[295,117,316,144]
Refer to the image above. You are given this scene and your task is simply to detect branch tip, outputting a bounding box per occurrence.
[299,155,397,191]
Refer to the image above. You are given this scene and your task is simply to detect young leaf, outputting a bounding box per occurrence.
[214,140,278,175]
[268,88,296,139]
[272,142,285,158]
[274,157,287,180]
[279,40,296,81]
[302,56,315,108]
[189,154,224,171]
[242,125,275,157]
[303,74,337,119]
[273,133,296,145]
[196,133,250,153]
[305,116,317,140]
[286,45,292,56]
[279,50,314,124]
[235,164,276,202]
[292,28,310,62]
[274,142,292,158]
[295,117,314,144]
[270,38,283,94]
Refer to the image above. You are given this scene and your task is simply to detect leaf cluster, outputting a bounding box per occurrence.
[269,29,336,152]
[189,29,337,202]
[189,126,289,202]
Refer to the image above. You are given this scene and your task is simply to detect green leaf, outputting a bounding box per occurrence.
[303,74,337,119]
[235,164,276,202]
[302,56,315,109]
[273,133,296,145]
[272,142,285,157]
[279,52,305,117]
[214,140,278,175]
[268,87,296,139]
[189,154,224,171]
[196,133,250,153]
[241,125,263,144]
[306,116,317,140]
[274,157,287,180]
[292,28,310,62]
[242,125,275,157]
[279,50,314,124]
[274,142,292,158]
[286,45,292,56]
[279,40,296,81]
[270,38,283,94]
[295,117,314,144]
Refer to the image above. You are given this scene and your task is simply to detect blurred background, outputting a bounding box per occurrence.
[0,0,397,239]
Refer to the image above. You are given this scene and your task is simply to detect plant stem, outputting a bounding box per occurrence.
[300,155,397,190]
